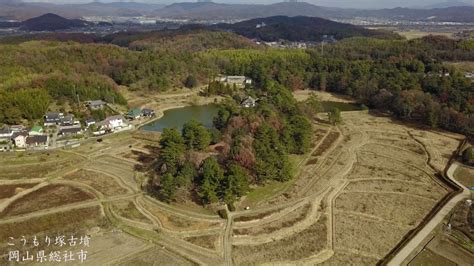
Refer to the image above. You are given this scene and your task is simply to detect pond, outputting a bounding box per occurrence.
[320,101,365,112]
[141,105,219,133]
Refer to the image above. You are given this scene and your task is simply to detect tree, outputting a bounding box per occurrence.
[184,75,198,88]
[222,163,250,204]
[182,120,211,150]
[253,124,292,182]
[462,147,474,166]
[286,115,312,154]
[328,108,342,125]
[159,128,185,174]
[198,157,224,204]
[159,173,176,202]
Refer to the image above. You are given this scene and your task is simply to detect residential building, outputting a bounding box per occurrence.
[29,126,44,136]
[59,114,77,127]
[44,112,64,126]
[127,108,142,120]
[10,125,25,132]
[0,126,13,141]
[102,115,125,131]
[12,132,28,148]
[142,109,155,117]
[241,96,258,108]
[85,100,106,110]
[215,75,252,87]
[85,118,96,128]
[26,135,48,148]
[59,127,82,136]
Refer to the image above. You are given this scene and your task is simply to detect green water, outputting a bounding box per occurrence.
[320,101,365,112]
[141,105,219,132]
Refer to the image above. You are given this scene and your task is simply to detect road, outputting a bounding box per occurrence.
[387,162,471,265]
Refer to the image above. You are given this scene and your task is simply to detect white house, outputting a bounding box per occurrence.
[13,132,28,148]
[215,75,252,87]
[102,115,125,131]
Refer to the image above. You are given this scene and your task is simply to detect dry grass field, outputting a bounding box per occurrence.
[0,206,104,245]
[111,200,151,224]
[454,165,474,188]
[116,246,196,266]
[0,184,95,218]
[63,169,130,196]
[0,183,37,199]
[232,215,328,265]
[227,111,461,264]
[184,234,219,250]
[0,102,464,265]
[139,198,221,231]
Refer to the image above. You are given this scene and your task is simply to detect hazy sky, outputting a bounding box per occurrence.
[19,0,474,8]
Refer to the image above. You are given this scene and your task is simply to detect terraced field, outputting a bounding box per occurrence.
[0,110,463,265]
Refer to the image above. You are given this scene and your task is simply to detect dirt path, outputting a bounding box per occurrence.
[387,162,470,265]
[0,193,140,225]
[223,206,233,266]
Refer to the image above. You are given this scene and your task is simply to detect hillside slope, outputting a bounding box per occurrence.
[211,16,399,41]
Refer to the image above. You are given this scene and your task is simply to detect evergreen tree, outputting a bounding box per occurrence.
[184,75,198,88]
[328,108,342,125]
[182,120,211,150]
[199,157,224,204]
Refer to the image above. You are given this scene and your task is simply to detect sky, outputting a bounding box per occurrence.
[17,0,474,9]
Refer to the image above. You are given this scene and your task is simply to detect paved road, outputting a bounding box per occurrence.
[387,162,471,265]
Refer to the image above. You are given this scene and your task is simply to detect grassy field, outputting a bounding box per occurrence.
[453,165,474,188]
[111,200,151,224]
[234,203,311,235]
[184,235,219,250]
[0,184,95,218]
[396,30,454,40]
[409,249,456,266]
[63,169,130,196]
[232,215,327,264]
[0,206,104,243]
[0,183,37,199]
[446,61,474,72]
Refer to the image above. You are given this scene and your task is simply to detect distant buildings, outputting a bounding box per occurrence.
[0,127,13,141]
[44,112,64,126]
[99,115,126,131]
[29,126,44,136]
[215,75,252,87]
[126,108,156,120]
[126,108,142,120]
[26,135,48,148]
[12,132,28,149]
[85,100,106,110]
[85,118,96,128]
[241,96,258,108]
[142,109,156,117]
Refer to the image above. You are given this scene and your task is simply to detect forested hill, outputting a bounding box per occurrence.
[0,34,472,135]
[20,13,93,31]
[211,16,399,42]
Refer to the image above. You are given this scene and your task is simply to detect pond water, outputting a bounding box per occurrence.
[141,105,219,132]
[320,101,365,112]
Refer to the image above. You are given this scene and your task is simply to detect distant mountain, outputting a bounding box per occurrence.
[0,1,164,20]
[20,13,92,31]
[153,2,474,22]
[351,6,474,22]
[0,1,472,23]
[419,1,473,9]
[153,2,334,20]
[210,16,399,42]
